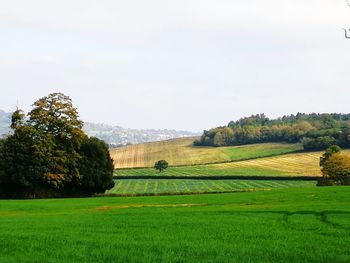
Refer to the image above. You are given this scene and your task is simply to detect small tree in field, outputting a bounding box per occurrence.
[154,160,168,172]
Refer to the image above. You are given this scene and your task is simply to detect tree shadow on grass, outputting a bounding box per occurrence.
[281,210,350,231]
[218,210,350,231]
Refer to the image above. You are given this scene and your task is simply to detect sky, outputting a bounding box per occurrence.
[0,0,349,132]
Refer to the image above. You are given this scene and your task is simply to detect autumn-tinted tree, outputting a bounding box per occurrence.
[321,153,350,178]
[318,146,350,186]
[29,93,85,189]
[29,93,84,140]
[154,160,168,172]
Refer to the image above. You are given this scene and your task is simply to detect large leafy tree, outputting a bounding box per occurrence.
[0,93,114,198]
[28,93,85,189]
[29,93,85,147]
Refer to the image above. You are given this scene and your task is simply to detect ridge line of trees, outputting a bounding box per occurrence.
[194,113,350,151]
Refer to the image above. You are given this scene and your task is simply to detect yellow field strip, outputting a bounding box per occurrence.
[110,137,230,168]
[209,152,327,176]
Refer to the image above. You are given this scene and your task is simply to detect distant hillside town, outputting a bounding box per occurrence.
[83,123,199,147]
[0,110,199,146]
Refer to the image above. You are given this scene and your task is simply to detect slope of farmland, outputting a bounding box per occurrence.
[115,151,350,177]
[110,137,302,168]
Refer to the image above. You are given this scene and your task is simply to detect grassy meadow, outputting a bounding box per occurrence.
[0,186,349,262]
[107,179,315,196]
[114,151,325,177]
[110,137,302,168]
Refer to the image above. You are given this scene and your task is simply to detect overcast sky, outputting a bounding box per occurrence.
[0,0,349,131]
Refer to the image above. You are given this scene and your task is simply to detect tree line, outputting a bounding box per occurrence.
[194,113,350,150]
[0,93,115,198]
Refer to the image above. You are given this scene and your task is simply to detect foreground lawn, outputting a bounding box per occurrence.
[0,187,349,262]
[107,179,315,195]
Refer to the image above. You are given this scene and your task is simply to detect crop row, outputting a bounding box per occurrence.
[110,138,301,169]
[107,179,315,195]
[114,151,326,177]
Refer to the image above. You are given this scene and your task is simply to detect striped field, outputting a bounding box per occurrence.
[114,151,334,177]
[107,179,315,195]
[110,137,302,168]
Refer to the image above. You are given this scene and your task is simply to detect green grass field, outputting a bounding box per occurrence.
[221,143,301,160]
[110,137,301,168]
[107,179,315,195]
[0,186,349,262]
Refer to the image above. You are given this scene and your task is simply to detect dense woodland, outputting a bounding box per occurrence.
[194,113,350,150]
[0,93,115,198]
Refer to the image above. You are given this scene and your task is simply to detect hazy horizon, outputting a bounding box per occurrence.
[1,0,350,132]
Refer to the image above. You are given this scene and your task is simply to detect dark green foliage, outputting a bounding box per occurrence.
[302,136,337,151]
[0,93,114,198]
[317,177,350,186]
[154,160,169,172]
[0,126,39,197]
[196,113,350,151]
[79,137,115,194]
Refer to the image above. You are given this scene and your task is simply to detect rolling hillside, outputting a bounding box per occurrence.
[110,137,302,168]
[114,151,327,177]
